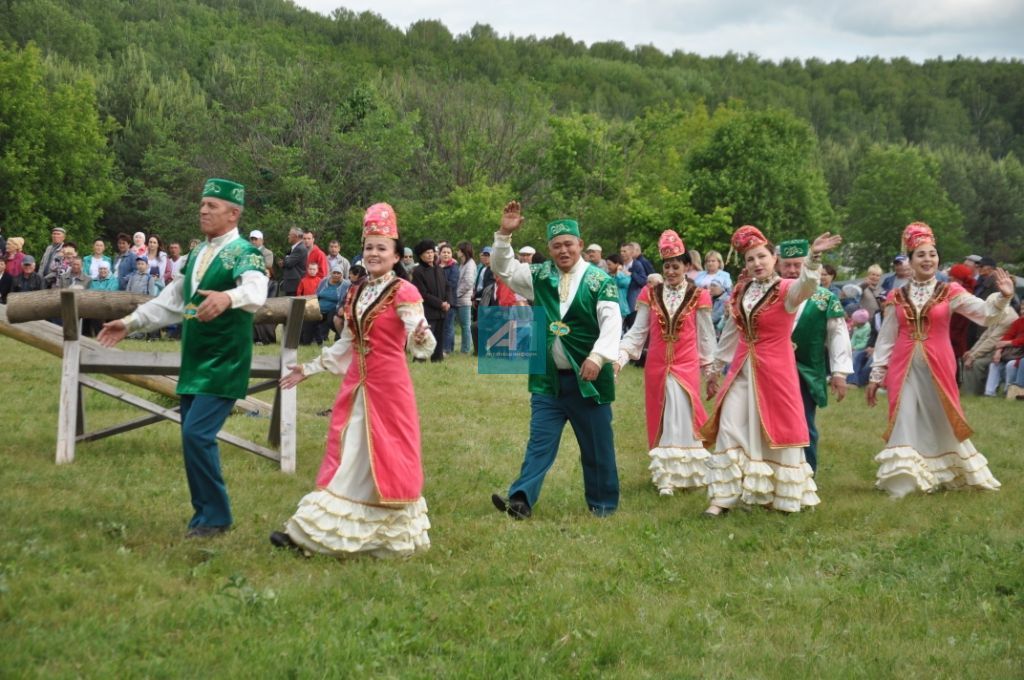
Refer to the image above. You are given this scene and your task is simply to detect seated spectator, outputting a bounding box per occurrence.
[124,255,158,296]
[881,254,911,293]
[13,255,44,292]
[859,264,883,316]
[56,256,91,290]
[841,283,862,315]
[694,249,732,291]
[983,315,1024,397]
[88,263,119,291]
[962,304,1019,395]
[947,264,977,365]
[313,265,349,345]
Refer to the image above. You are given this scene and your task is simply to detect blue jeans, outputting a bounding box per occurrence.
[799,378,819,473]
[179,394,236,529]
[850,350,872,386]
[508,374,619,515]
[457,305,473,353]
[443,307,456,353]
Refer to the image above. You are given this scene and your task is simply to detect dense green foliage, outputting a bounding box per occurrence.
[2,0,1023,266]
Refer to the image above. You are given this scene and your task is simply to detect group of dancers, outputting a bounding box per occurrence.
[267,202,1013,560]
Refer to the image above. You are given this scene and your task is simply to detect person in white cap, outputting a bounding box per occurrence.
[585,243,608,272]
[517,245,536,264]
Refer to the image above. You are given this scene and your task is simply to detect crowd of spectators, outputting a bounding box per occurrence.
[4,223,1019,405]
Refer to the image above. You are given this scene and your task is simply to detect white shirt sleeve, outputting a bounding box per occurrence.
[618,302,650,365]
[950,291,1010,326]
[225,270,269,312]
[491,233,535,300]
[303,325,354,377]
[397,300,437,360]
[785,256,822,313]
[827,316,854,376]
[590,300,623,367]
[123,277,186,332]
[713,313,740,371]
[868,304,899,384]
[697,307,718,371]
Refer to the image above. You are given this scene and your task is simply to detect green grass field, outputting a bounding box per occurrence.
[1,333,1022,678]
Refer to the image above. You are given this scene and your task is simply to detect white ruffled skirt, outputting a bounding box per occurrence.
[648,379,710,494]
[284,386,431,558]
[875,352,1000,498]
[706,358,819,513]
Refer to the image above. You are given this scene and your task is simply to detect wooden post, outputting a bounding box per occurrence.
[56,291,80,464]
[274,297,305,474]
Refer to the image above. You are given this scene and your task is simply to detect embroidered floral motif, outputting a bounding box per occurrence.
[809,289,831,311]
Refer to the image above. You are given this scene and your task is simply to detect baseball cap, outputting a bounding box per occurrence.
[22,255,35,265]
[481,246,492,255]
[965,254,982,264]
[518,245,536,255]
[586,243,602,252]
[249,230,264,240]
[978,256,997,268]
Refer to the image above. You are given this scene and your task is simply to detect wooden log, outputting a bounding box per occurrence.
[5,289,321,324]
[0,304,273,416]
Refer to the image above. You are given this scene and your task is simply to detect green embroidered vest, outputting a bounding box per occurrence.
[178,237,266,399]
[529,261,619,404]
[791,286,845,407]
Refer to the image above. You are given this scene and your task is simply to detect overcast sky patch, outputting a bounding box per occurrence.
[293,0,1024,62]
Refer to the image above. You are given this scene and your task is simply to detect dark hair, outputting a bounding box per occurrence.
[350,264,367,278]
[147,234,164,253]
[823,264,837,277]
[360,236,407,280]
[116,232,131,244]
[457,240,474,261]
[63,241,78,251]
[531,253,547,264]
[606,253,623,265]
[414,239,436,262]
[391,237,408,280]
[663,254,687,265]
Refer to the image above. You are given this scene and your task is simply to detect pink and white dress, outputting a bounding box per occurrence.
[870,280,1006,497]
[701,261,822,513]
[284,272,435,557]
[619,282,717,494]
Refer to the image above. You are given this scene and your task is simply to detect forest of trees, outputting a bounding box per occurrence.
[2,0,1023,270]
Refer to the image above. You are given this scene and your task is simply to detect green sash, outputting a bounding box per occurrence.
[792,286,845,407]
[529,261,619,404]
[178,237,266,399]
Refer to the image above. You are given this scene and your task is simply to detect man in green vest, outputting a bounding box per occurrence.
[778,239,853,474]
[490,201,622,519]
[98,178,268,538]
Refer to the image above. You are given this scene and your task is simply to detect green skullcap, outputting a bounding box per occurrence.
[202,178,245,206]
[546,218,580,241]
[778,239,809,259]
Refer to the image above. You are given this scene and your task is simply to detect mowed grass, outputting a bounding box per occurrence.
[0,332,1022,678]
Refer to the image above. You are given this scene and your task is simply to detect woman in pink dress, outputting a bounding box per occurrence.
[700,225,842,517]
[865,222,1012,498]
[618,229,717,495]
[273,203,436,557]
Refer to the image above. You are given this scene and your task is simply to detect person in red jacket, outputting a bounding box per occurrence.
[296,261,323,296]
[303,230,328,280]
